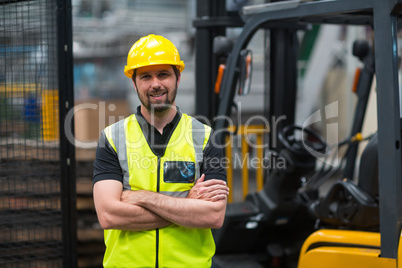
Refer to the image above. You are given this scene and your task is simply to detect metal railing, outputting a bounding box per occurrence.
[225,124,269,203]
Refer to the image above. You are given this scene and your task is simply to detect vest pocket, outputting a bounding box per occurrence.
[163,161,195,183]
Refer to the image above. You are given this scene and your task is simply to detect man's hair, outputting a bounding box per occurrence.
[131,65,180,87]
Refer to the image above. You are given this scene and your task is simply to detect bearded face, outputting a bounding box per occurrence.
[134,65,179,116]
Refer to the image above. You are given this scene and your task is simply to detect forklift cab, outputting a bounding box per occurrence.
[194,0,402,267]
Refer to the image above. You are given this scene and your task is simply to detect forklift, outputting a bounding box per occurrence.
[193,0,402,267]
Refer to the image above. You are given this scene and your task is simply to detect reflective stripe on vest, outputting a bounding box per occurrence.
[102,112,215,268]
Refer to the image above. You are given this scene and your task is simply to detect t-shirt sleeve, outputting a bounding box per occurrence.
[200,130,227,182]
[93,131,123,185]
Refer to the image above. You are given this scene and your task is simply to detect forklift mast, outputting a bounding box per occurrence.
[193,0,241,122]
[194,0,297,141]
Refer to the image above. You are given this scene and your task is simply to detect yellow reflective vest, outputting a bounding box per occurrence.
[102,112,215,268]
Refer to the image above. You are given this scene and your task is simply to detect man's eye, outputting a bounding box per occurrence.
[159,73,169,78]
[140,75,150,79]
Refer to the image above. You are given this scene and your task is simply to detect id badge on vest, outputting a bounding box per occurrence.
[163,161,196,183]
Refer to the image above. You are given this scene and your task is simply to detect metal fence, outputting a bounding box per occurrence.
[0,0,76,267]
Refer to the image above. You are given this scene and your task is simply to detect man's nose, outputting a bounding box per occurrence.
[151,76,162,88]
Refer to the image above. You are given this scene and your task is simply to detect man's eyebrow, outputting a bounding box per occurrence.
[138,69,171,75]
[157,69,171,73]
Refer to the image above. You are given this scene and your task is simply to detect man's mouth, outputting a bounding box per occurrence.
[152,93,164,97]
[149,92,166,101]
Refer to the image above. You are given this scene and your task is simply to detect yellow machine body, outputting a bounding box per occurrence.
[297,229,402,268]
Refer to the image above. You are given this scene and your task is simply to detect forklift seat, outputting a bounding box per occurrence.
[309,133,379,229]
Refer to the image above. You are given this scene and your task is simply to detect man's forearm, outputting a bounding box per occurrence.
[100,201,172,231]
[93,180,171,231]
[125,190,226,229]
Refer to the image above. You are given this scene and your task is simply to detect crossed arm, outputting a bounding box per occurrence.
[93,174,229,231]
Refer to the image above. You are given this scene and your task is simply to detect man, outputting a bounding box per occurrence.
[93,34,228,268]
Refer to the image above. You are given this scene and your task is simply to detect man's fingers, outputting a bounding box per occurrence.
[199,187,230,199]
[200,179,227,187]
[195,174,206,184]
[210,194,228,202]
[190,177,229,201]
[200,184,229,194]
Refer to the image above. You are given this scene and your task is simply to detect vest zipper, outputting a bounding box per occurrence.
[155,156,161,268]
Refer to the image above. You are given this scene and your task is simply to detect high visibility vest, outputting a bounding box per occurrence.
[102,112,215,268]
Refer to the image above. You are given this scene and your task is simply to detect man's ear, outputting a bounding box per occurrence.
[177,72,181,85]
[132,78,138,92]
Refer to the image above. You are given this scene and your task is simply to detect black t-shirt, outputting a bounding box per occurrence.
[93,107,226,185]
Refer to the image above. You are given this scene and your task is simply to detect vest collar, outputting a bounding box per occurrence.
[135,106,182,157]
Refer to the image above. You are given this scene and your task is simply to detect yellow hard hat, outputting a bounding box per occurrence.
[124,34,185,78]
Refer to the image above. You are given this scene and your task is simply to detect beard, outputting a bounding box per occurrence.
[137,83,178,116]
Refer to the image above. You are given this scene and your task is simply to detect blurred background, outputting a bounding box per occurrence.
[70,0,380,145]
[72,0,269,143]
[1,0,400,267]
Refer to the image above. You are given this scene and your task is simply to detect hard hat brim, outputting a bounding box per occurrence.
[124,61,185,78]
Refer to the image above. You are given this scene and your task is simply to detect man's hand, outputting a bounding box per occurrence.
[187,174,229,202]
